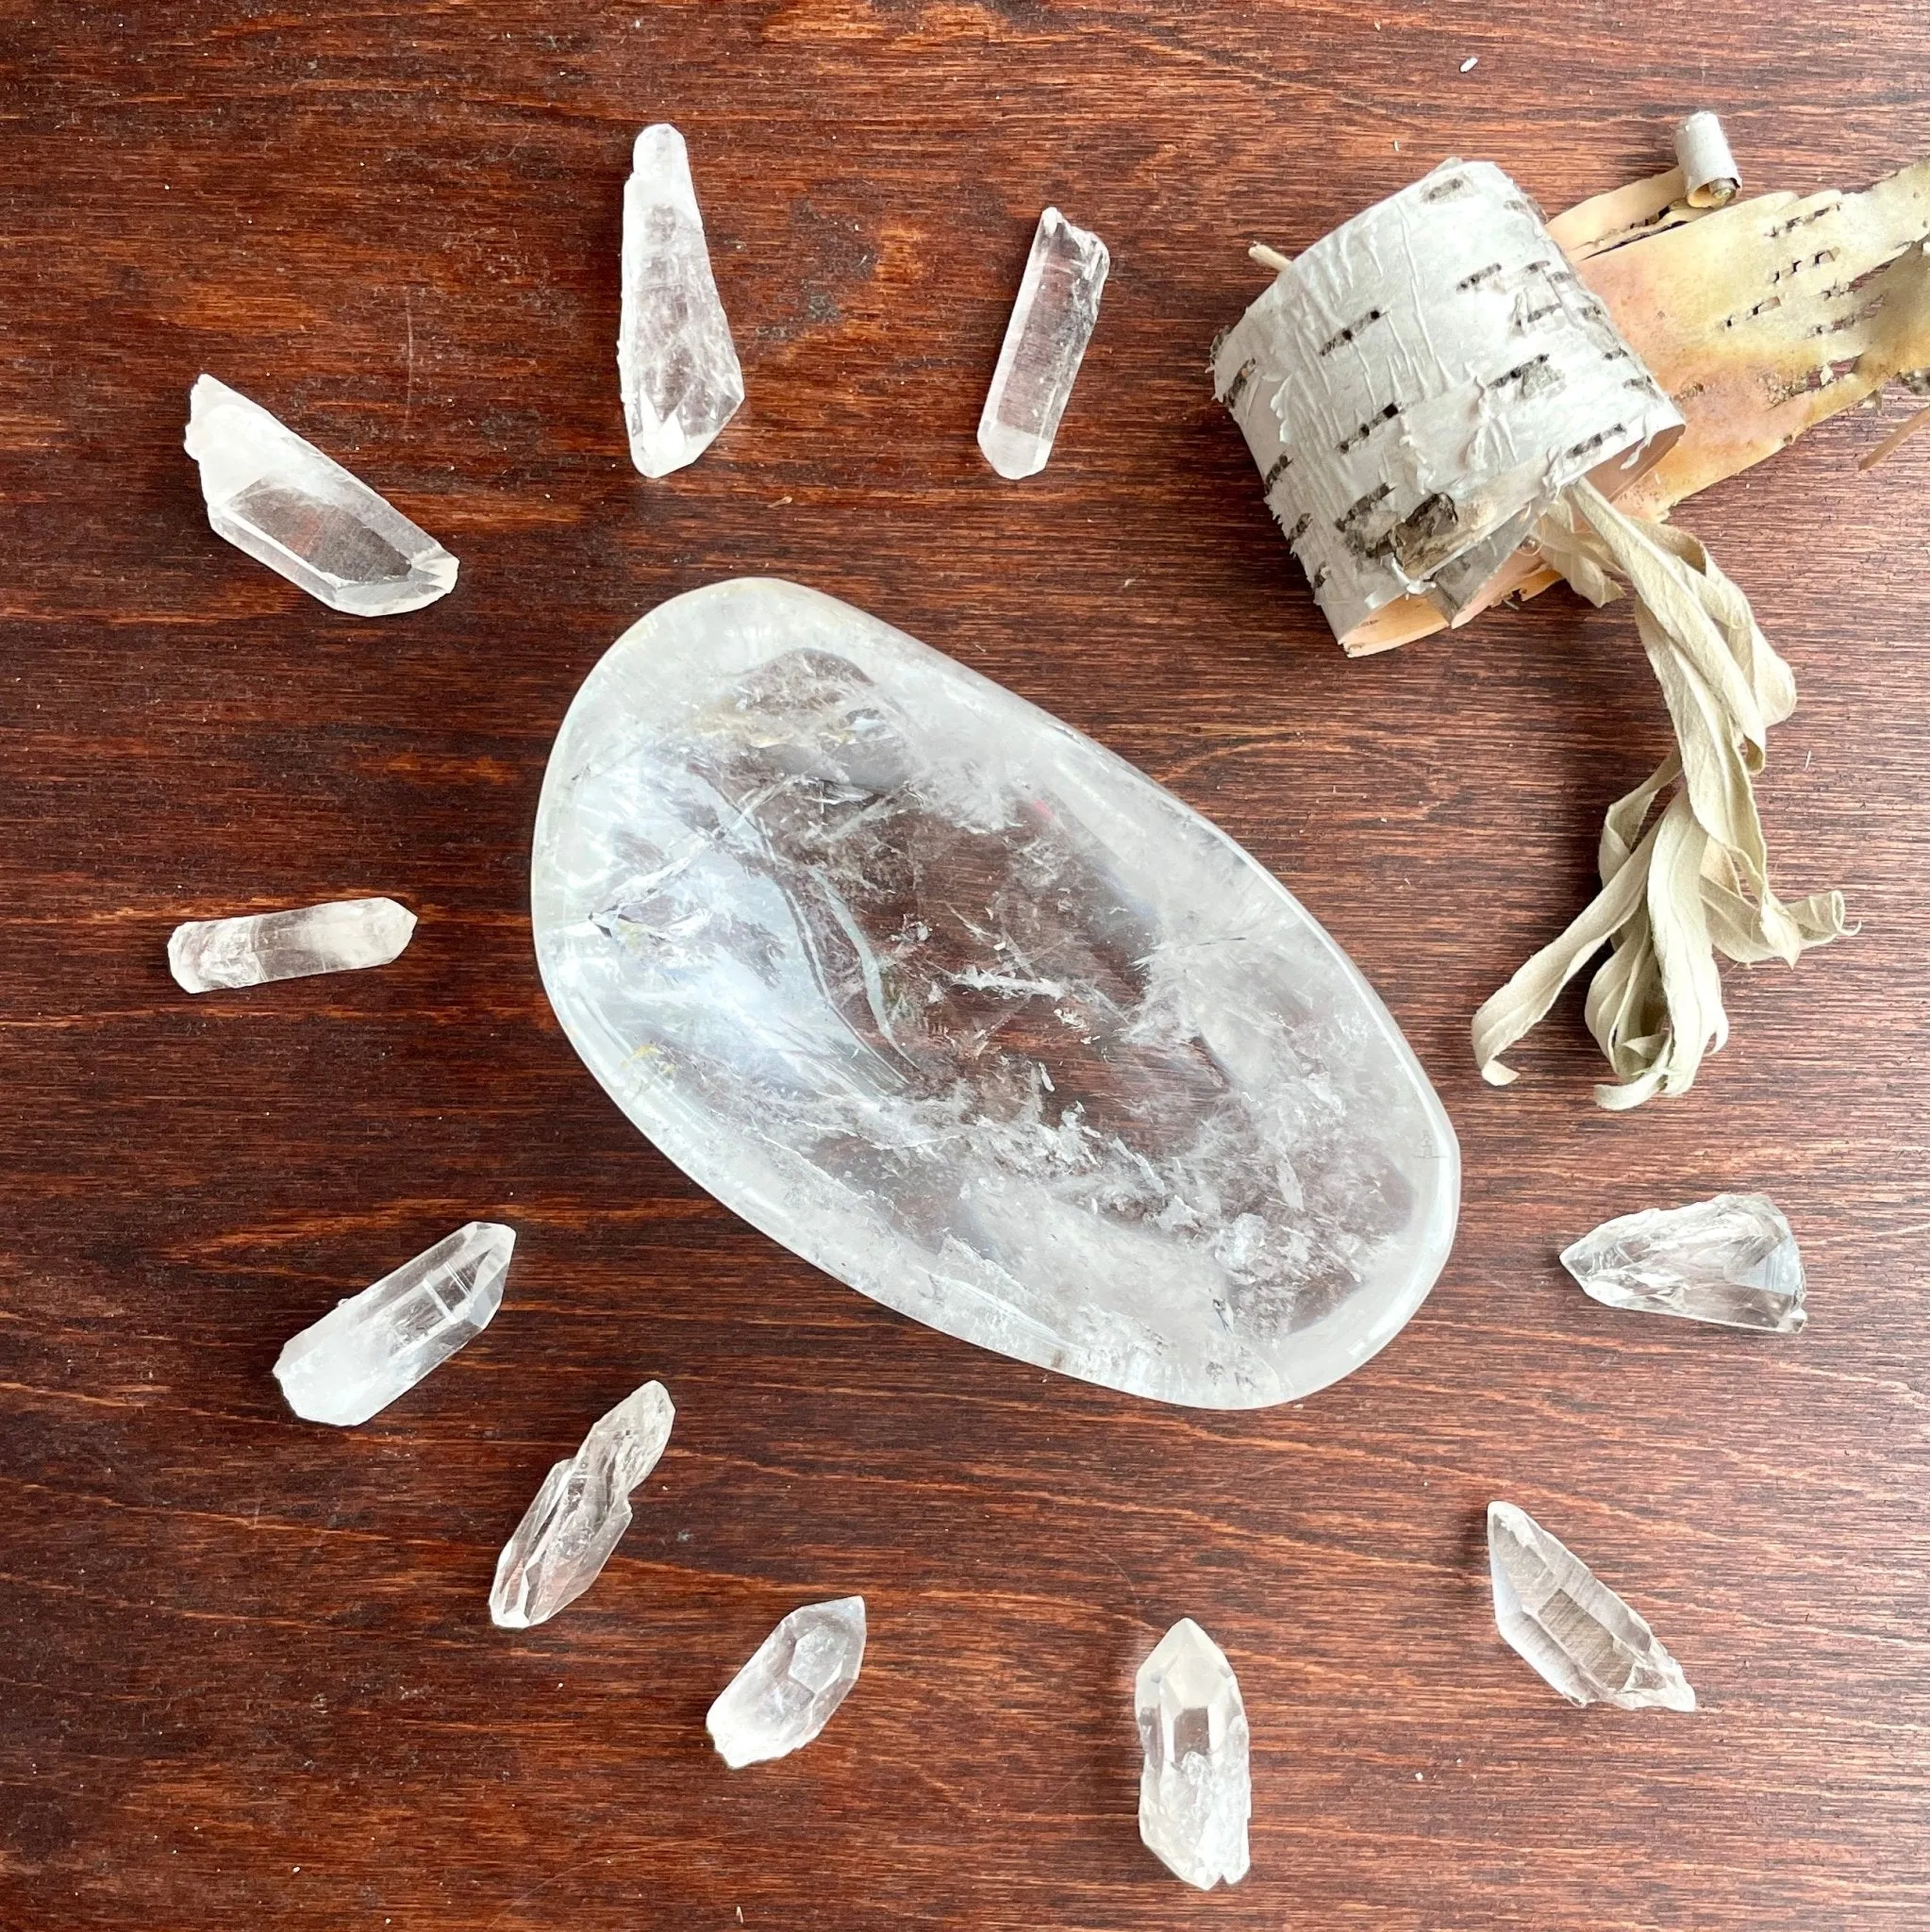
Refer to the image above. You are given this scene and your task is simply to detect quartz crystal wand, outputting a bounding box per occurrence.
[1562,1192,1805,1333]
[977,206,1109,478]
[619,124,744,477]
[168,896,416,992]
[491,1381,675,1627]
[184,375,457,615]
[707,1597,866,1768]
[275,1222,514,1426]
[1136,1619,1251,1889]
[1488,1502,1696,1710]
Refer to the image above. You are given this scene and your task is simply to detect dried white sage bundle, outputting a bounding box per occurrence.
[1475,481,1849,1108]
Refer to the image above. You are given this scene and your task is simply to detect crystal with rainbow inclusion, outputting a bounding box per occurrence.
[167,896,416,993]
[1561,1192,1805,1334]
[1488,1502,1696,1711]
[1136,1618,1251,1890]
[619,124,745,477]
[976,207,1109,479]
[184,375,458,615]
[490,1381,675,1628]
[274,1223,515,1426]
[707,1596,866,1768]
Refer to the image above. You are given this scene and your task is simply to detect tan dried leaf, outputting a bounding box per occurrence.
[1471,483,1851,1108]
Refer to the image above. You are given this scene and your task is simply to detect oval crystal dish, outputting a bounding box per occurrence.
[531,579,1457,1407]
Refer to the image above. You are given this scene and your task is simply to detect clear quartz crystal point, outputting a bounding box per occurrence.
[619,124,745,478]
[274,1223,514,1427]
[1136,1618,1251,1890]
[706,1596,866,1769]
[167,896,417,993]
[976,206,1109,479]
[1488,1502,1697,1712]
[490,1381,675,1628]
[1561,1192,1805,1334]
[184,375,458,615]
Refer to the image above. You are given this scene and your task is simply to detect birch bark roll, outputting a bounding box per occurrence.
[1673,111,1740,208]
[1213,160,1684,655]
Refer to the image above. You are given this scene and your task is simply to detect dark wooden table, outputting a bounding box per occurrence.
[5,6,1927,1927]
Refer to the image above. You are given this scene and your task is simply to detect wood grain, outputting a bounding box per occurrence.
[3,5,1927,1927]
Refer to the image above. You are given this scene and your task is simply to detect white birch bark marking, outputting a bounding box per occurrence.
[1213,160,1683,653]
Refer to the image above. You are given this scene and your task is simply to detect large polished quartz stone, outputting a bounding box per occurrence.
[530,579,1457,1407]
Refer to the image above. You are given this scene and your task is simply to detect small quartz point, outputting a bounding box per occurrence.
[1136,1618,1251,1890]
[976,206,1109,479]
[184,375,458,615]
[490,1381,675,1628]
[168,896,417,993]
[619,125,745,477]
[1562,1191,1805,1334]
[707,1596,866,1768]
[1488,1502,1696,1712]
[275,1222,514,1426]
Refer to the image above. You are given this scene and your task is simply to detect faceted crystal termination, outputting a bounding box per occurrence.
[707,1596,866,1768]
[168,896,417,993]
[1488,1502,1696,1711]
[620,125,745,478]
[184,375,458,616]
[977,207,1109,479]
[1562,1192,1805,1335]
[491,1380,675,1628]
[275,1223,514,1427]
[1136,1618,1251,1890]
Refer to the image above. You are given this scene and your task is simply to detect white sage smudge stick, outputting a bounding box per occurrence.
[1472,479,1850,1108]
[1215,157,1850,1108]
[1673,111,1740,209]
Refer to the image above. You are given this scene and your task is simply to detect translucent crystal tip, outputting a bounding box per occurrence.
[1135,1617,1251,1889]
[184,375,458,617]
[1561,1191,1805,1334]
[274,1221,515,1426]
[634,122,686,171]
[489,1379,675,1628]
[620,124,742,478]
[706,1595,867,1769]
[977,205,1110,480]
[167,895,417,993]
[1488,1502,1696,1712]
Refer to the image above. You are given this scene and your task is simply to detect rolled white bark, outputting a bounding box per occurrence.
[1213,160,1683,652]
[1673,111,1740,208]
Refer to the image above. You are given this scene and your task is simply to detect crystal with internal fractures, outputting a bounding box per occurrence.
[1562,1192,1805,1334]
[707,1596,866,1768]
[620,125,744,478]
[530,579,1458,1410]
[275,1223,514,1426]
[1488,1502,1696,1711]
[977,207,1109,479]
[184,375,458,615]
[168,896,417,993]
[1136,1619,1251,1890]
[490,1381,675,1628]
